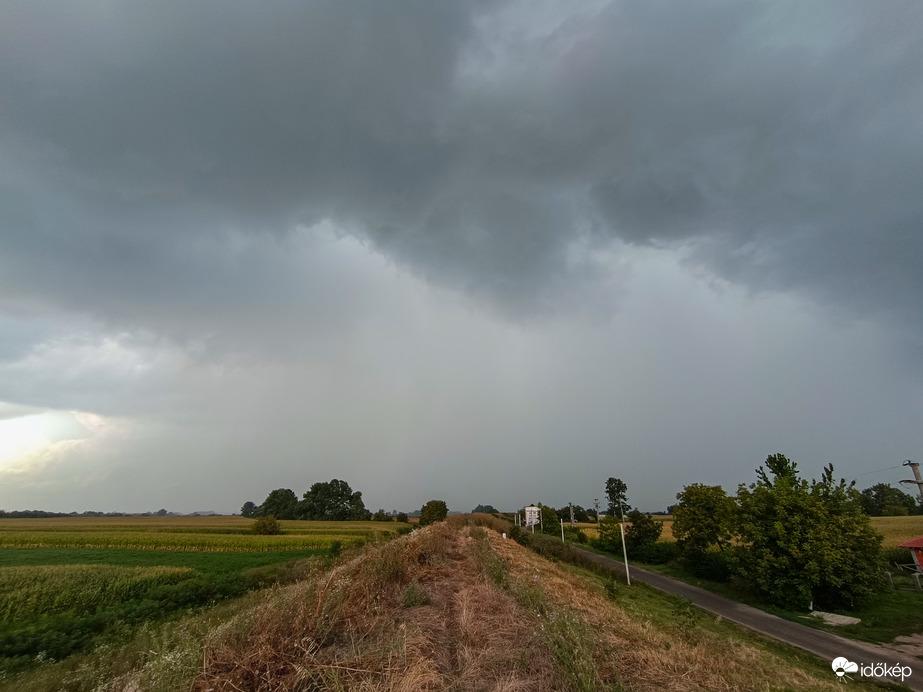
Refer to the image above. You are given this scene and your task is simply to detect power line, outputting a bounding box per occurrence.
[844,465,901,481]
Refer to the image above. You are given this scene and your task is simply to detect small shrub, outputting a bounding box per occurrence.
[508,525,532,547]
[669,595,700,643]
[633,541,680,565]
[395,512,409,523]
[328,540,343,558]
[251,515,282,535]
[604,578,621,601]
[688,550,733,581]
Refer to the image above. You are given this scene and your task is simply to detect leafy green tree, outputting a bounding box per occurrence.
[736,454,882,610]
[672,484,734,556]
[418,500,448,526]
[572,505,590,523]
[240,501,258,518]
[605,477,630,517]
[538,503,558,534]
[258,489,299,519]
[555,504,591,523]
[472,504,497,514]
[372,508,391,521]
[298,479,368,520]
[349,490,372,520]
[597,516,624,553]
[624,510,663,558]
[859,483,917,516]
[395,512,409,523]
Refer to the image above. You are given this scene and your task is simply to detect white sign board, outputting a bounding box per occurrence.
[524,505,541,527]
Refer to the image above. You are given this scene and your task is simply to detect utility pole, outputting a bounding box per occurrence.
[900,460,923,503]
[594,499,600,527]
[618,498,631,586]
[569,502,574,527]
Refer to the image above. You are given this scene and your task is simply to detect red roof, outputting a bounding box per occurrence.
[898,536,923,549]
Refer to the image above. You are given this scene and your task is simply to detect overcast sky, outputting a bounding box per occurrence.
[1,1,921,514]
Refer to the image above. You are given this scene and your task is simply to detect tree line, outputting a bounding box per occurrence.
[514,455,918,612]
[595,455,901,612]
[241,479,373,521]
[242,480,450,526]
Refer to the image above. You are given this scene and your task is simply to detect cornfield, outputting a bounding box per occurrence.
[0,517,401,552]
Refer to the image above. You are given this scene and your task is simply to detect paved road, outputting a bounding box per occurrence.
[573,548,921,691]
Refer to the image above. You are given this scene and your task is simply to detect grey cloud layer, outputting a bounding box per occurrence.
[2,1,921,334]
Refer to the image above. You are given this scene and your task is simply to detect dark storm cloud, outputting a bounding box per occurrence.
[1,0,921,332]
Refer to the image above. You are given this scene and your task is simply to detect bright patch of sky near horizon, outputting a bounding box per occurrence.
[1,1,921,513]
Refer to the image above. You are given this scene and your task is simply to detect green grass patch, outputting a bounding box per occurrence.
[0,565,194,622]
[0,547,330,680]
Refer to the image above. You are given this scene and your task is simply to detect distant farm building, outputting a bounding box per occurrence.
[898,536,923,572]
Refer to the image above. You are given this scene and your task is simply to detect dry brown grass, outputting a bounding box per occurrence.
[188,516,864,691]
[193,521,559,692]
[489,530,857,692]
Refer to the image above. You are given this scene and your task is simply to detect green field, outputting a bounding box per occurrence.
[0,516,409,680]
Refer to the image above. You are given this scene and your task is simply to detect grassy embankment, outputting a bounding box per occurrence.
[0,516,409,683]
[579,514,923,644]
[3,515,903,691]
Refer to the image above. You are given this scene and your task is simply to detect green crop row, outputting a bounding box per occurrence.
[0,564,193,622]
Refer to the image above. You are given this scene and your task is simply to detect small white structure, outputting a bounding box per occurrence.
[524,505,541,527]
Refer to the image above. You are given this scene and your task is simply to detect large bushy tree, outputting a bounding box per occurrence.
[672,484,734,556]
[299,479,369,520]
[859,483,918,516]
[736,454,882,610]
[258,488,299,519]
[240,501,258,518]
[624,510,663,559]
[419,500,448,526]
